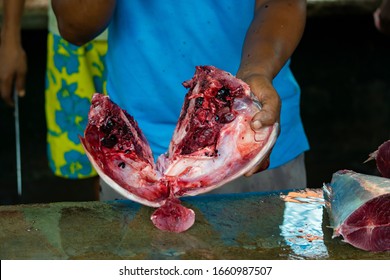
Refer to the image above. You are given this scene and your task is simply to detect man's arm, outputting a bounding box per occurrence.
[51,0,116,46]
[237,0,306,175]
[0,0,27,106]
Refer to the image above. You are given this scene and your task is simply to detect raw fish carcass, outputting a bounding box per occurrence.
[365,140,390,178]
[323,170,390,251]
[81,66,279,232]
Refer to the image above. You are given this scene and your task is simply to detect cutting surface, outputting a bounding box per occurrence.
[0,190,389,259]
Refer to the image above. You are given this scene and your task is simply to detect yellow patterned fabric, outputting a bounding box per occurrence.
[45,32,107,178]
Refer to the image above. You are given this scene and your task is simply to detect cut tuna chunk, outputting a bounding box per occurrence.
[81,66,279,232]
[323,170,390,251]
[365,140,390,178]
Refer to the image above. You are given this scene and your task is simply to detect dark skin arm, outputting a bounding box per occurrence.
[237,0,306,176]
[51,0,116,46]
[0,0,27,106]
[52,0,306,176]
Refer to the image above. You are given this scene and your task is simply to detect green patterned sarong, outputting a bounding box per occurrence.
[45,32,107,179]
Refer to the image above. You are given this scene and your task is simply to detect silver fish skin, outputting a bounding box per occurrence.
[323,170,390,251]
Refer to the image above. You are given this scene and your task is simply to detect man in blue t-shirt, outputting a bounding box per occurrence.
[52,0,309,195]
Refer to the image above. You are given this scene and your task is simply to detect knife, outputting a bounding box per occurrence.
[14,89,22,196]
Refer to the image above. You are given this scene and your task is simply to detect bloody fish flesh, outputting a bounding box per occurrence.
[81,66,279,232]
[365,140,390,178]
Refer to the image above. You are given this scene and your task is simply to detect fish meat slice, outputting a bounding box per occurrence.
[323,170,390,251]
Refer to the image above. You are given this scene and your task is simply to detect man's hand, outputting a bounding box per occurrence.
[0,0,27,106]
[0,40,27,106]
[239,74,281,176]
[236,0,306,176]
[243,74,281,130]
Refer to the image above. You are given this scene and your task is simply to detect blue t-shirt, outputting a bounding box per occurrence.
[107,0,309,168]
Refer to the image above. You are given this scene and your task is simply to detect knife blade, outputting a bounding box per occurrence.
[14,89,22,196]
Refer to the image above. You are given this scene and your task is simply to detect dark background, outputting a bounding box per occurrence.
[1,13,389,205]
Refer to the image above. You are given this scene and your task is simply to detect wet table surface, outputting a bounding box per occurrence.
[0,190,388,260]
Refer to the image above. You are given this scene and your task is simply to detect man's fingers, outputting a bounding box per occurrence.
[16,72,26,97]
[251,94,281,130]
[244,150,271,177]
[244,157,270,176]
[0,76,14,106]
[251,108,277,129]
[242,75,281,131]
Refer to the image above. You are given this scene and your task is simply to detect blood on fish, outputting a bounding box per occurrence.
[80,66,279,232]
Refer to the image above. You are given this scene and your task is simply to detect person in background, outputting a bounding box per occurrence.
[374,0,390,35]
[44,0,107,196]
[0,0,26,106]
[0,0,108,200]
[52,0,309,198]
